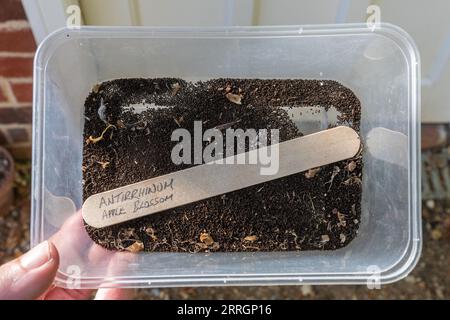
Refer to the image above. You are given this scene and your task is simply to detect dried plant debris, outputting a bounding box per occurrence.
[321,235,330,243]
[199,232,215,246]
[96,161,110,169]
[333,208,347,227]
[244,235,258,242]
[86,124,116,144]
[144,227,157,241]
[125,240,144,253]
[343,176,362,186]
[346,161,356,172]
[173,116,184,127]
[97,99,107,123]
[171,82,181,96]
[305,167,321,179]
[198,232,220,251]
[116,119,126,129]
[82,78,362,252]
[92,83,101,94]
[225,92,243,105]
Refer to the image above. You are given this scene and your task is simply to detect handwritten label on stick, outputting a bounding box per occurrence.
[82,126,360,228]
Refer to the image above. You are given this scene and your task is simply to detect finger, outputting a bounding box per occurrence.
[95,288,135,300]
[87,246,137,278]
[50,210,93,258]
[0,241,59,300]
[42,287,94,300]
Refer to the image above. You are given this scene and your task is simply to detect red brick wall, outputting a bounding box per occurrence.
[0,0,35,159]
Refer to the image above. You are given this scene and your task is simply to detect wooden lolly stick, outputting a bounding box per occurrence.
[82,126,360,228]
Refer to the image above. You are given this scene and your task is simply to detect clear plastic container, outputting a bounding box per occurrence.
[32,24,421,288]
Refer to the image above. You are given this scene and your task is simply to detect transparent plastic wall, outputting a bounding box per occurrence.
[32,24,421,288]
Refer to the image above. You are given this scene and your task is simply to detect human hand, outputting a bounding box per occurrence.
[0,240,133,300]
[0,206,135,300]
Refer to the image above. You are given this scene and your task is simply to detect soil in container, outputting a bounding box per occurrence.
[82,78,362,252]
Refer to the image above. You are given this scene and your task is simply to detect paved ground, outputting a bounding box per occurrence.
[1,160,449,300]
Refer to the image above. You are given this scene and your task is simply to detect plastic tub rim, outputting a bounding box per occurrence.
[31,23,421,288]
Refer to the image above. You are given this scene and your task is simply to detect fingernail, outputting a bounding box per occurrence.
[20,241,52,270]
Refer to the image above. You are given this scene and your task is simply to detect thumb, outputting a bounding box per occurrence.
[0,241,59,300]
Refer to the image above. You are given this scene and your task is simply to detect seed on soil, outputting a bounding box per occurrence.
[321,235,330,243]
[339,233,346,243]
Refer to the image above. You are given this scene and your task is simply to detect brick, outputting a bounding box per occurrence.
[0,57,33,77]
[0,0,26,22]
[422,124,447,150]
[0,27,36,52]
[11,82,32,102]
[0,106,32,124]
[0,86,7,102]
[0,128,8,144]
[7,127,28,143]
